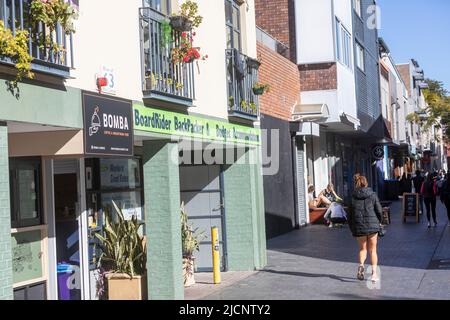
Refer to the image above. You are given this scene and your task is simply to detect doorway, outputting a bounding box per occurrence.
[53,160,84,300]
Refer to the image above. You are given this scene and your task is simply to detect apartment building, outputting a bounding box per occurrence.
[0,0,267,300]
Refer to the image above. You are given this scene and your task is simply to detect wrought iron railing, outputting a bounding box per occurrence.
[0,0,74,76]
[140,7,195,104]
[226,49,260,120]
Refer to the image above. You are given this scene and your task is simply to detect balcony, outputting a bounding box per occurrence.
[140,7,195,108]
[0,0,74,78]
[226,49,260,122]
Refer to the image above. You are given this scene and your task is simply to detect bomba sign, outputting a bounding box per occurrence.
[83,91,133,156]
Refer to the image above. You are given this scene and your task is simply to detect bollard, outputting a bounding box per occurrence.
[211,226,221,284]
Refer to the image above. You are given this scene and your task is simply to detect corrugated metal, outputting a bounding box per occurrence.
[53,159,78,175]
[296,138,307,226]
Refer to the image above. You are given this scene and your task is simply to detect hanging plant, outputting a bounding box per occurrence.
[171,32,207,64]
[252,82,270,95]
[0,21,34,85]
[30,0,79,34]
[161,20,173,48]
[170,0,203,32]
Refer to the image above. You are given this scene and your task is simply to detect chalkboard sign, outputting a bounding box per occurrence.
[403,193,420,223]
[11,230,43,284]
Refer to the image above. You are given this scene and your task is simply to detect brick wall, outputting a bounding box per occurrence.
[257,43,301,121]
[255,0,296,61]
[397,64,411,95]
[299,63,337,91]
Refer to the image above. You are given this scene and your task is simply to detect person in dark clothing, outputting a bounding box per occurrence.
[348,175,383,283]
[412,170,424,214]
[439,173,450,227]
[399,173,412,195]
[421,173,438,228]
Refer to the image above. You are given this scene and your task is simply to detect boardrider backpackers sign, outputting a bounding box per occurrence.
[82,91,133,157]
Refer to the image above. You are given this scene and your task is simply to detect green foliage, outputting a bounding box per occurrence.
[30,0,78,34]
[179,0,203,29]
[181,202,205,258]
[161,20,173,48]
[94,201,147,278]
[409,79,450,140]
[253,82,270,94]
[0,21,34,86]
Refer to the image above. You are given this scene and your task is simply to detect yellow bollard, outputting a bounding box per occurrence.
[211,226,221,284]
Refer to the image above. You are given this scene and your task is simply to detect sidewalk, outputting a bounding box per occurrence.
[202,200,450,300]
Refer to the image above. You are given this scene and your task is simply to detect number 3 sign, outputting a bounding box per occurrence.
[101,66,116,94]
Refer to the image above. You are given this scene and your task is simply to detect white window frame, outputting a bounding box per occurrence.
[353,0,362,18]
[355,42,365,72]
[335,18,352,69]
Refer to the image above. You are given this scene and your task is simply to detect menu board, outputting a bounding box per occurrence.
[11,230,43,284]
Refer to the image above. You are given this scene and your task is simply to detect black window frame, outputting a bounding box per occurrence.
[225,0,242,51]
[143,0,171,15]
[9,157,43,229]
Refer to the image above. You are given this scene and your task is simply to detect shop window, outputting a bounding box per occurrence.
[10,158,42,228]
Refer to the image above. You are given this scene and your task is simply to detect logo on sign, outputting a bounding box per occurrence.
[89,106,101,136]
[372,146,385,160]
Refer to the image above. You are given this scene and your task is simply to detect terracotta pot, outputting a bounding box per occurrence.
[183,257,196,287]
[170,16,193,32]
[106,273,147,300]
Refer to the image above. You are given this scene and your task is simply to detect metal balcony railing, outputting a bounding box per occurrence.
[0,0,74,77]
[140,7,195,106]
[226,49,260,120]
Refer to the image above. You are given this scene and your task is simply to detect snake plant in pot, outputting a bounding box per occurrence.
[94,201,147,300]
[181,202,205,287]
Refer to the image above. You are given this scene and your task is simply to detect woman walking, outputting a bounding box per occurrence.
[421,173,438,228]
[348,175,383,283]
[439,173,450,227]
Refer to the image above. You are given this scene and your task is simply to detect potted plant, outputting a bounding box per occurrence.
[181,203,204,287]
[171,32,207,64]
[170,0,203,32]
[94,201,147,300]
[252,82,270,95]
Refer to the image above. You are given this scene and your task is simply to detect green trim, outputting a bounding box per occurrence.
[133,104,261,146]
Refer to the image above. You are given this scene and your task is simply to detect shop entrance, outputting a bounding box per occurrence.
[180,165,227,272]
[53,160,84,300]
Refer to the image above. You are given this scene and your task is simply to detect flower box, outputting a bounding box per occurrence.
[170,16,193,32]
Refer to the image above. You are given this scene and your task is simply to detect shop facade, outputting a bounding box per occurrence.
[0,83,266,300]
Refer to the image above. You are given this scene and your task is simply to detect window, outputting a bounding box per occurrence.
[353,0,362,18]
[355,42,365,71]
[144,0,170,15]
[335,18,352,69]
[10,158,42,228]
[225,0,241,51]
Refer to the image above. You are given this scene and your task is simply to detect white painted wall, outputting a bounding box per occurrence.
[66,0,143,101]
[336,63,357,119]
[66,0,257,121]
[294,0,334,64]
[300,90,339,121]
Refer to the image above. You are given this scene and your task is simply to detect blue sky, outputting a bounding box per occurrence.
[377,0,450,92]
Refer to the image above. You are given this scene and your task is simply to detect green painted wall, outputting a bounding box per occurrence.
[0,125,13,300]
[142,140,184,300]
[223,147,267,271]
[0,79,82,129]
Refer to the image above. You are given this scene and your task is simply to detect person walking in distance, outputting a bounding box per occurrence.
[439,173,450,227]
[413,170,424,215]
[421,173,438,228]
[348,175,383,283]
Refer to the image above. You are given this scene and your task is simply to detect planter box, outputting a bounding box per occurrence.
[106,273,147,300]
[235,0,246,5]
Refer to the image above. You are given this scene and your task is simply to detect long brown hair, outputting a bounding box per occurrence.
[354,175,369,189]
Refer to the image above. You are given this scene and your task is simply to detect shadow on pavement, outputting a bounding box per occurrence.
[262,269,357,283]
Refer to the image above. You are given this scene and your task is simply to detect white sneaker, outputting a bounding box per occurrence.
[329,223,333,228]
[428,223,431,228]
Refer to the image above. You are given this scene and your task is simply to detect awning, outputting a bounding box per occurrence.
[291,103,330,122]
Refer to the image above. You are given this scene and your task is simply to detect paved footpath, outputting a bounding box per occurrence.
[204,200,450,300]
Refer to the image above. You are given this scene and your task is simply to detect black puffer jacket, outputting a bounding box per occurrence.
[348,188,383,237]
